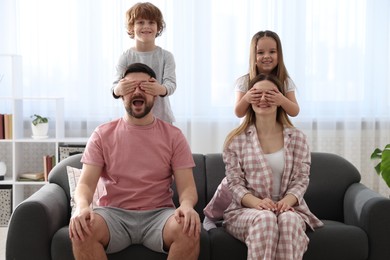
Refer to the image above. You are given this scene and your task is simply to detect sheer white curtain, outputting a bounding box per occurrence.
[1,0,389,195]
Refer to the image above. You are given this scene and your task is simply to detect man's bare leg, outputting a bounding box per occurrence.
[163,216,200,260]
[71,214,110,260]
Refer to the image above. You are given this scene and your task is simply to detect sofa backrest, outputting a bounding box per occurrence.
[305,152,361,221]
[204,153,225,203]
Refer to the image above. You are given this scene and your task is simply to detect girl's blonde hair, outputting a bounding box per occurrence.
[224,73,294,148]
[248,30,290,84]
[125,2,166,39]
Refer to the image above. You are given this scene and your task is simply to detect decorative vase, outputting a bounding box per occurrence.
[31,122,49,138]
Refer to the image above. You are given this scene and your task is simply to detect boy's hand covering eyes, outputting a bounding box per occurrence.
[119,79,150,96]
[139,78,164,96]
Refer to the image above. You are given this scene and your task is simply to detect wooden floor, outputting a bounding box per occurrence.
[0,227,7,260]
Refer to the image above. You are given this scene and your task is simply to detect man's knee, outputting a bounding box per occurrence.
[71,213,109,251]
[163,216,199,248]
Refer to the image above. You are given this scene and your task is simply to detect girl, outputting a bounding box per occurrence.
[223,74,322,260]
[235,30,299,118]
[112,2,176,124]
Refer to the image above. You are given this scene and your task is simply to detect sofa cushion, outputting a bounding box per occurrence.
[208,220,369,260]
[208,227,247,260]
[203,177,231,221]
[49,153,84,204]
[66,166,100,214]
[304,220,368,260]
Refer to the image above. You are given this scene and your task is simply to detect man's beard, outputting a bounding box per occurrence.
[125,100,153,119]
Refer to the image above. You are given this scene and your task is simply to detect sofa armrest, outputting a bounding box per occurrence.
[344,183,390,260]
[6,183,70,260]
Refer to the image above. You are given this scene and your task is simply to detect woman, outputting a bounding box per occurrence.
[223,73,323,260]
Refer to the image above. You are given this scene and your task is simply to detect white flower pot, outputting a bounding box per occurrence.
[31,122,49,138]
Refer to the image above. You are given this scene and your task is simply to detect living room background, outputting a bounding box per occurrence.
[1,0,389,196]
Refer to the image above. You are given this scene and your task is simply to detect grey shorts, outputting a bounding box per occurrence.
[94,207,175,254]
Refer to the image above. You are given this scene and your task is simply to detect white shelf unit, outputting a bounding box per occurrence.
[0,55,88,213]
[0,97,89,210]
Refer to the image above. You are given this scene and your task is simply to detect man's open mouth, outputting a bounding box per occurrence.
[132,99,145,107]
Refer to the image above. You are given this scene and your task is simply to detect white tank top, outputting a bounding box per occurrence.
[264,148,285,201]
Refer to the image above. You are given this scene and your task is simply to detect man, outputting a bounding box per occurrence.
[69,63,200,260]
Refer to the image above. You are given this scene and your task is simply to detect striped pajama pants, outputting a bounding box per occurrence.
[225,208,308,260]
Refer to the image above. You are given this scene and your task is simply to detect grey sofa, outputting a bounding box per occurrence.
[6,152,390,260]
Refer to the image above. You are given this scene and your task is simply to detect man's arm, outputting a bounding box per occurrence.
[173,168,200,237]
[69,163,102,241]
[174,168,198,206]
[75,164,101,208]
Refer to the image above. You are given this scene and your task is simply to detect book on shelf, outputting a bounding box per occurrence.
[3,114,13,139]
[18,172,45,181]
[43,154,56,181]
[0,113,4,139]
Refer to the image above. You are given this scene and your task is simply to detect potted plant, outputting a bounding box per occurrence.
[31,114,49,138]
[371,144,390,188]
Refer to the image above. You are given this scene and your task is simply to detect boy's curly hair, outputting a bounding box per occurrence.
[125,2,166,39]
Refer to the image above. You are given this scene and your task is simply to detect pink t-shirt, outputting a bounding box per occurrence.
[81,117,195,210]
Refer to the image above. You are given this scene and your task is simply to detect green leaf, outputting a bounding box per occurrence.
[374,162,381,175]
[371,145,390,188]
[31,114,48,126]
[370,148,382,159]
[381,148,390,185]
[382,174,390,188]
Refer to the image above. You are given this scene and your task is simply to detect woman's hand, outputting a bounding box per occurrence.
[254,197,277,211]
[275,194,298,214]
